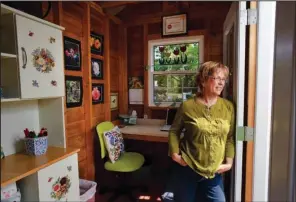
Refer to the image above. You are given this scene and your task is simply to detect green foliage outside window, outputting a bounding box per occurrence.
[152,42,199,103]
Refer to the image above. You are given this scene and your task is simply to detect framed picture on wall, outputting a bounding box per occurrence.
[91,58,103,80]
[162,13,188,37]
[110,92,118,111]
[90,32,104,56]
[63,36,82,71]
[92,83,104,104]
[65,76,83,108]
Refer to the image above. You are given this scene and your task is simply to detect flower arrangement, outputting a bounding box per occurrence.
[24,128,48,138]
[23,128,48,155]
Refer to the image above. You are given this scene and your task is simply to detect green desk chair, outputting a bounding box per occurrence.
[96,121,147,202]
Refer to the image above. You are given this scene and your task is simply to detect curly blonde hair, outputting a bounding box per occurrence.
[196,61,229,95]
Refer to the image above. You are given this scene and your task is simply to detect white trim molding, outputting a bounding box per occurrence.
[252,1,276,201]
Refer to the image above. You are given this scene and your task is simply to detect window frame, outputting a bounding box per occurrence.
[148,35,205,107]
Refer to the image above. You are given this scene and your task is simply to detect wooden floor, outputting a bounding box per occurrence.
[95,166,168,202]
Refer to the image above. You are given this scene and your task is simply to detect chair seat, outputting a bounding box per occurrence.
[104,152,145,172]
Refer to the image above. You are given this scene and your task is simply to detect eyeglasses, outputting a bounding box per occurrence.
[209,76,228,83]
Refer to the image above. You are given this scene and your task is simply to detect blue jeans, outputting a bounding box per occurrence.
[162,162,226,202]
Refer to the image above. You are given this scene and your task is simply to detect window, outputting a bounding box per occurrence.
[148,36,204,107]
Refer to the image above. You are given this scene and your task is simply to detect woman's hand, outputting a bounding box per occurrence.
[216,163,232,174]
[172,153,187,166]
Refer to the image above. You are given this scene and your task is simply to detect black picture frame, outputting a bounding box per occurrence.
[63,36,82,71]
[90,32,104,56]
[65,75,83,108]
[161,13,188,38]
[92,83,104,104]
[91,58,104,80]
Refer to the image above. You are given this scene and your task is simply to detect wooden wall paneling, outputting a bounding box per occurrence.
[110,55,119,91]
[62,2,88,178]
[127,25,144,117]
[81,2,93,180]
[245,2,257,201]
[104,18,111,121]
[118,26,128,114]
[51,2,63,26]
[110,21,120,121]
[66,120,86,138]
[90,7,106,129]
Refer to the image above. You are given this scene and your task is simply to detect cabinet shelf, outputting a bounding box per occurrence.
[1,98,21,103]
[1,53,17,59]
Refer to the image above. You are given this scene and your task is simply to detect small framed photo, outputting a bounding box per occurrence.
[162,13,188,37]
[110,92,118,111]
[64,36,82,71]
[92,83,104,104]
[90,32,104,56]
[65,76,83,108]
[91,58,103,80]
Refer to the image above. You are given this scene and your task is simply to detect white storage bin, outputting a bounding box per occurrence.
[1,182,17,200]
[1,189,21,202]
[79,179,97,202]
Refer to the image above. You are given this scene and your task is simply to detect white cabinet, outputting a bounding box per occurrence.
[38,154,80,201]
[18,153,80,202]
[15,15,64,99]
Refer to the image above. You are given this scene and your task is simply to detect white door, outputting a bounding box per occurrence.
[223,2,246,202]
[15,14,64,99]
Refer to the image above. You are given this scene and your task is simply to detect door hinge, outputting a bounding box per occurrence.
[240,8,257,25]
[237,126,254,141]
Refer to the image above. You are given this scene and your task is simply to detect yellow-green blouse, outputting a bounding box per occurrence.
[168,96,235,179]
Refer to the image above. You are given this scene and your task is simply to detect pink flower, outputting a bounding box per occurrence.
[53,184,60,192]
[92,87,101,100]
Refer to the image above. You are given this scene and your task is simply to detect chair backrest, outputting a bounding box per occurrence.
[96,121,114,159]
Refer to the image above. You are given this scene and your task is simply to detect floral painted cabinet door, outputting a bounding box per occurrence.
[15,14,64,99]
[37,154,80,201]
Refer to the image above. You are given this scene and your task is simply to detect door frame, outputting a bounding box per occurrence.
[252,2,276,201]
[223,2,246,202]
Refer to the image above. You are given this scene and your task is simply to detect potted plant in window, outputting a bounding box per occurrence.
[23,128,48,156]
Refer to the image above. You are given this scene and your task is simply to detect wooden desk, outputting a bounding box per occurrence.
[1,146,79,188]
[120,119,169,142]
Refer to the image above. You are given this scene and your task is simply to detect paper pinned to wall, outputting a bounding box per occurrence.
[128,76,144,105]
[129,89,143,104]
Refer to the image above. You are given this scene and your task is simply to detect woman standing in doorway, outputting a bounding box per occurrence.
[162,61,235,202]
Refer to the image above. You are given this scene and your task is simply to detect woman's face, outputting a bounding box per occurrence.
[203,69,227,96]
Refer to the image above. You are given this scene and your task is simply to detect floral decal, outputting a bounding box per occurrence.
[50,175,71,200]
[32,80,39,87]
[51,80,57,86]
[32,48,55,73]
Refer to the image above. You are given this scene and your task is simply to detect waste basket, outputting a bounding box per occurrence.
[79,179,97,202]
